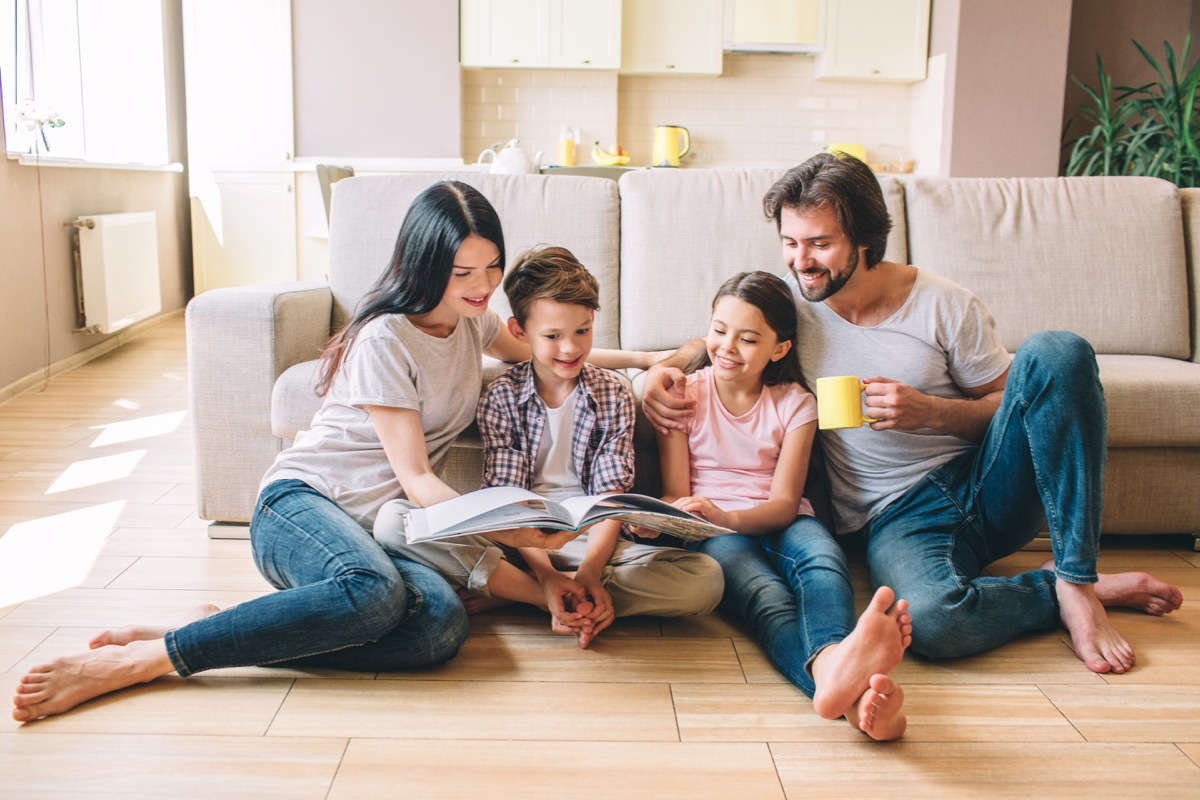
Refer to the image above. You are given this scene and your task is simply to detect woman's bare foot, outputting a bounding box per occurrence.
[1040,560,1183,616]
[456,588,513,615]
[1054,579,1134,674]
[846,674,907,741]
[11,639,175,722]
[89,604,221,649]
[810,586,912,720]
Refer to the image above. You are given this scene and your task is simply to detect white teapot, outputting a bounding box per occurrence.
[478,138,543,175]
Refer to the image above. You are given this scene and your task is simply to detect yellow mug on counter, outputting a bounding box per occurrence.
[816,376,877,430]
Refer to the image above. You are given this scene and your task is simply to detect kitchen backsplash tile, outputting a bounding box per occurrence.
[462,54,915,170]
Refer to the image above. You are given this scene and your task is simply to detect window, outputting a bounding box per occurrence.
[2,0,169,165]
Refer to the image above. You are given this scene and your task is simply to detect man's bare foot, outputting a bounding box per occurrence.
[11,639,175,722]
[1040,560,1183,616]
[846,674,907,741]
[89,604,221,649]
[810,586,912,720]
[455,588,513,615]
[1055,578,1134,674]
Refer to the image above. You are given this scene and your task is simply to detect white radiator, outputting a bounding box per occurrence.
[74,212,162,334]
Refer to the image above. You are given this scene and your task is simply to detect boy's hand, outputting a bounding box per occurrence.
[538,571,591,633]
[573,570,614,648]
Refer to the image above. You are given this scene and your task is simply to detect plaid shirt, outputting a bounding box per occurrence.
[478,361,635,495]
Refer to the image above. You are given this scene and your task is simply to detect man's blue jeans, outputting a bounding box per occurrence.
[164,479,468,675]
[863,331,1105,659]
[696,515,854,698]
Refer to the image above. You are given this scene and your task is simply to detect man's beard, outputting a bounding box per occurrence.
[796,246,859,302]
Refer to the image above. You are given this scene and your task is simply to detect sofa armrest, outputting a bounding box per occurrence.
[186,282,333,523]
[1182,189,1200,363]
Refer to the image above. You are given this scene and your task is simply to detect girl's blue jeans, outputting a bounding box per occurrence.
[164,479,468,676]
[696,515,854,698]
[863,331,1105,660]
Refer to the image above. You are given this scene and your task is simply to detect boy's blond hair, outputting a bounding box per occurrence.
[503,245,600,326]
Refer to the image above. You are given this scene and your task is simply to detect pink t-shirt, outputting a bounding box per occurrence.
[683,367,818,516]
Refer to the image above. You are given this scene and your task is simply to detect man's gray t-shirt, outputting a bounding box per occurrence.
[792,269,1011,533]
[261,311,501,530]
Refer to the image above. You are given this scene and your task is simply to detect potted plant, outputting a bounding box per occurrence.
[1063,34,1199,188]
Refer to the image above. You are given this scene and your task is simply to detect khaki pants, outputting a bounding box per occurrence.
[391,533,724,618]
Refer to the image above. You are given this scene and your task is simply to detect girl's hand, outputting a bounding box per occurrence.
[486,527,581,549]
[673,495,731,529]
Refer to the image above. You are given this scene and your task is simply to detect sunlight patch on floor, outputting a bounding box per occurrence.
[91,411,187,447]
[0,502,123,606]
[46,450,147,494]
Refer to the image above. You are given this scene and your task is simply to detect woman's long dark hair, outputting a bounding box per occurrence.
[317,181,505,395]
[686,271,807,388]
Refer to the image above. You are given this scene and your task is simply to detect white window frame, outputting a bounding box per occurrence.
[2,0,170,167]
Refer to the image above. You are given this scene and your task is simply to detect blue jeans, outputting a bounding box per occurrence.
[697,515,854,697]
[164,479,468,675]
[863,331,1105,660]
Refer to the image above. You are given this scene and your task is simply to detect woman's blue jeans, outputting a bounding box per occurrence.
[863,331,1105,660]
[164,479,468,676]
[696,515,854,697]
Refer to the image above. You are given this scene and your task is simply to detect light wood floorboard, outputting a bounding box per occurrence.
[2,317,1198,797]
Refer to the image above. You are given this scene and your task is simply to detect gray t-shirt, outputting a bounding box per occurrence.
[793,269,1011,533]
[261,310,501,530]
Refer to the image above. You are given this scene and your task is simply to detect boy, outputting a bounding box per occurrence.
[393,246,723,647]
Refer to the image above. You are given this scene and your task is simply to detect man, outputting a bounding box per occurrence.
[643,152,1183,674]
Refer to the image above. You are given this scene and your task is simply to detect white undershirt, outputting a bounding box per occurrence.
[531,385,583,502]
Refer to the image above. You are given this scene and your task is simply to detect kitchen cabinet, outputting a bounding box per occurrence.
[816,0,931,82]
[724,0,820,53]
[620,0,723,75]
[460,0,621,70]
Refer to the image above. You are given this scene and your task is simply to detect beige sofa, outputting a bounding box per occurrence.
[187,170,1200,540]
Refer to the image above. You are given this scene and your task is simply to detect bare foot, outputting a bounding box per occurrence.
[455,588,513,615]
[1055,579,1134,674]
[550,600,596,649]
[89,604,221,649]
[846,674,907,741]
[1041,560,1183,616]
[11,639,175,722]
[810,586,912,720]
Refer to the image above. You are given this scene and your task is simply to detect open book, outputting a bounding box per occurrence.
[375,486,733,545]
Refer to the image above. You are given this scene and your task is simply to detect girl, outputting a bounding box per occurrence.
[655,271,913,741]
[12,181,574,722]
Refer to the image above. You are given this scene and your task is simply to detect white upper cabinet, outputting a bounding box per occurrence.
[724,0,820,52]
[620,0,723,75]
[550,1,621,68]
[816,0,931,82]
[461,0,621,69]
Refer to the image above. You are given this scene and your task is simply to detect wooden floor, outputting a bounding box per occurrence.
[1,316,1198,798]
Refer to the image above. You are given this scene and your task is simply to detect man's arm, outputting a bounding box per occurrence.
[641,338,705,434]
[863,367,1008,443]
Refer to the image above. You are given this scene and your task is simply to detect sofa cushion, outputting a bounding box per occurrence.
[328,173,622,349]
[904,176,1189,358]
[1097,355,1200,447]
[618,168,907,352]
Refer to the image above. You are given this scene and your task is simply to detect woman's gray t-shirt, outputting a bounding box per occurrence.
[261,310,501,530]
[793,270,1011,533]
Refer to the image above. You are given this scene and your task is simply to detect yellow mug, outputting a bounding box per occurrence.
[816,376,877,430]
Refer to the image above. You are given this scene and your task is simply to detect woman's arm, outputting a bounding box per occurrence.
[484,321,531,363]
[369,403,578,549]
[369,404,460,508]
